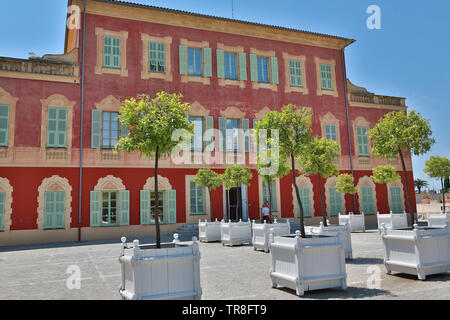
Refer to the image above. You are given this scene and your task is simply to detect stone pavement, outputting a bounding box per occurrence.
[0,228,449,300]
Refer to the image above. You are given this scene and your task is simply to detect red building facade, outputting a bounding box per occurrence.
[0,0,416,246]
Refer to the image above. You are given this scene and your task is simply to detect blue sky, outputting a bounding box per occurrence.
[1,0,449,190]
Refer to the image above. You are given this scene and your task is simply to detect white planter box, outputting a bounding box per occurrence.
[427,213,450,228]
[381,224,450,280]
[377,212,408,230]
[305,221,353,259]
[269,231,347,296]
[119,235,202,300]
[198,219,221,242]
[338,212,365,232]
[221,219,252,246]
[252,219,291,253]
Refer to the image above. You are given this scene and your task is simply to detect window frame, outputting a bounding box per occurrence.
[101,111,120,149]
[101,190,119,226]
[188,47,203,77]
[149,41,166,73]
[46,107,68,148]
[190,181,206,215]
[102,35,121,69]
[189,116,204,152]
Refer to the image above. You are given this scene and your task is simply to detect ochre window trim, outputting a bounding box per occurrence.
[217,43,246,88]
[283,53,308,94]
[180,39,210,85]
[250,48,278,92]
[95,28,129,77]
[141,34,172,81]
[314,57,338,97]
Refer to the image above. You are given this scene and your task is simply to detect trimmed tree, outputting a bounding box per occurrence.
[116,92,194,248]
[255,105,312,238]
[414,179,429,194]
[371,165,401,213]
[424,156,450,213]
[336,174,359,207]
[256,148,290,220]
[222,164,253,222]
[193,169,223,220]
[368,110,435,226]
[297,137,340,227]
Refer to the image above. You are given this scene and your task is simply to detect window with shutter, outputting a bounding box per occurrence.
[325,124,337,141]
[189,117,203,152]
[329,188,342,217]
[47,107,67,148]
[188,48,202,76]
[390,187,403,213]
[257,56,270,83]
[103,36,121,68]
[0,192,5,231]
[356,126,369,156]
[190,181,205,215]
[289,60,302,87]
[361,187,375,214]
[224,52,238,80]
[102,112,120,149]
[0,105,9,146]
[320,63,333,90]
[44,191,65,229]
[150,191,165,224]
[226,119,239,152]
[297,188,311,217]
[149,41,165,73]
[101,191,118,225]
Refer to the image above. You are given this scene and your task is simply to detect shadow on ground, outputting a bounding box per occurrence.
[346,257,384,265]
[276,285,395,300]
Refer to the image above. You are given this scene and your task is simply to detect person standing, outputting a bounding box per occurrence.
[261,202,270,223]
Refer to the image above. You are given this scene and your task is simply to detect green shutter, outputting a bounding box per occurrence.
[90,190,102,226]
[249,53,258,82]
[218,117,226,152]
[252,119,259,152]
[167,189,177,223]
[390,187,403,213]
[242,118,250,152]
[121,124,129,139]
[357,127,369,156]
[120,190,130,225]
[205,116,214,151]
[238,52,247,81]
[0,192,4,231]
[298,188,311,218]
[140,190,150,224]
[44,191,64,229]
[47,108,67,148]
[0,105,10,146]
[179,45,188,75]
[203,47,212,77]
[91,109,101,149]
[329,188,342,217]
[103,36,121,68]
[270,56,279,84]
[362,187,375,214]
[216,49,225,78]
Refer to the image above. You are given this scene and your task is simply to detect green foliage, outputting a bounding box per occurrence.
[414,178,429,193]
[424,156,450,180]
[368,110,434,158]
[336,174,358,195]
[254,104,312,158]
[222,165,253,190]
[371,165,400,185]
[297,136,340,179]
[115,92,194,158]
[256,148,290,185]
[194,169,222,191]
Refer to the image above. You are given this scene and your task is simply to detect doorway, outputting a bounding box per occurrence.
[227,187,242,221]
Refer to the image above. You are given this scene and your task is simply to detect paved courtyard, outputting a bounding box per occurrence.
[0,228,449,300]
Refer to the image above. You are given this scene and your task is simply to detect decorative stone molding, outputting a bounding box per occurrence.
[292,175,315,217]
[282,52,308,94]
[95,95,123,112]
[40,94,75,165]
[387,180,405,212]
[0,87,18,162]
[0,177,13,231]
[94,175,126,191]
[141,33,172,82]
[357,176,378,214]
[220,106,246,119]
[254,106,272,120]
[189,101,210,117]
[314,57,338,97]
[143,175,172,191]
[95,28,129,77]
[180,38,210,85]
[36,175,72,230]
[325,176,345,216]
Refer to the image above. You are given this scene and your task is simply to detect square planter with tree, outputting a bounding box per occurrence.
[198,219,221,242]
[252,219,291,253]
[305,221,353,259]
[336,174,365,232]
[220,219,252,246]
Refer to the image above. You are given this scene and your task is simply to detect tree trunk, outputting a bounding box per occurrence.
[398,146,415,226]
[291,154,305,238]
[318,175,327,227]
[209,187,212,221]
[268,179,273,223]
[236,187,240,222]
[154,145,161,248]
[441,178,446,213]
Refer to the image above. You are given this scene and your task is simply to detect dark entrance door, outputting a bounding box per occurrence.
[228,187,242,221]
